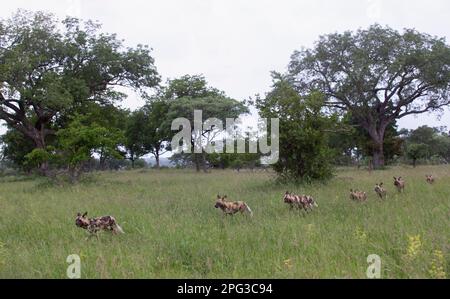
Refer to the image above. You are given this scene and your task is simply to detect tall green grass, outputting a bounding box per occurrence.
[0,165,448,278]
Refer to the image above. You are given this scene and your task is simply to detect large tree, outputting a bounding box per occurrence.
[124,109,149,168]
[141,100,171,168]
[164,75,249,172]
[0,10,159,173]
[54,115,123,182]
[124,100,171,168]
[403,125,450,166]
[288,25,450,168]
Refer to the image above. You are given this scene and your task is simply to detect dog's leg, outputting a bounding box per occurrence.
[303,205,309,214]
[86,232,95,241]
[301,208,307,217]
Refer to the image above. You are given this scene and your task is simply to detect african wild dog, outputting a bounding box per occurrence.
[75,212,124,238]
[426,175,435,184]
[393,177,405,192]
[374,183,387,199]
[283,191,318,212]
[214,195,253,217]
[302,195,319,211]
[283,191,298,209]
[349,189,367,202]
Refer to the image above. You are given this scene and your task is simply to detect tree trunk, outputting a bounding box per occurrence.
[69,165,83,184]
[201,151,208,173]
[99,148,106,170]
[372,142,385,169]
[155,153,160,169]
[32,130,49,176]
[366,122,388,170]
[194,153,201,172]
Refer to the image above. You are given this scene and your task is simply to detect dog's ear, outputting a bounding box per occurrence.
[217,194,221,199]
[393,177,397,180]
[77,212,81,217]
[223,195,227,199]
[82,212,88,218]
[380,182,383,186]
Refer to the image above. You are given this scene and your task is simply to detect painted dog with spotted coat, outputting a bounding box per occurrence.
[214,195,253,217]
[283,191,318,212]
[75,212,124,238]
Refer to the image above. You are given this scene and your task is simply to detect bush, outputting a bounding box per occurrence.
[256,77,337,182]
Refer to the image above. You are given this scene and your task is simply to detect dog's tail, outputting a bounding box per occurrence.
[244,203,253,217]
[115,224,125,234]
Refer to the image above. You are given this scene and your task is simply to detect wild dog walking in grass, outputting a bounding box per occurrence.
[374,183,387,199]
[75,212,124,239]
[283,191,306,211]
[426,175,435,184]
[284,192,318,212]
[301,195,319,211]
[393,177,405,192]
[283,191,298,209]
[349,189,367,202]
[214,195,253,217]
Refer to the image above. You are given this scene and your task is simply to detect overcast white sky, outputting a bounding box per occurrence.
[2,0,450,131]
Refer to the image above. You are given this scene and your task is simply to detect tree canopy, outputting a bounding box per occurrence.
[0,10,160,173]
[288,24,450,168]
[163,75,249,172]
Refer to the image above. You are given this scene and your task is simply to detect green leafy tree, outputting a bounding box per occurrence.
[124,109,149,168]
[256,74,337,182]
[288,24,450,169]
[83,103,128,170]
[23,148,51,172]
[408,126,437,145]
[124,100,171,168]
[406,143,429,167]
[55,115,123,182]
[402,125,450,165]
[327,114,357,166]
[345,114,404,166]
[164,75,249,172]
[0,10,159,174]
[1,128,35,170]
[434,134,450,163]
[206,135,262,170]
[142,100,171,168]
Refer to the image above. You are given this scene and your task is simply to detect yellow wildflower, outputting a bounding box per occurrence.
[406,235,422,259]
[283,258,293,270]
[354,227,367,242]
[429,250,446,279]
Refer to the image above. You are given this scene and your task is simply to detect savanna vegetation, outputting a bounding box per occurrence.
[0,166,448,278]
[0,10,449,279]
[2,11,450,182]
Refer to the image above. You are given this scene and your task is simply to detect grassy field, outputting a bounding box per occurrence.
[0,165,448,278]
